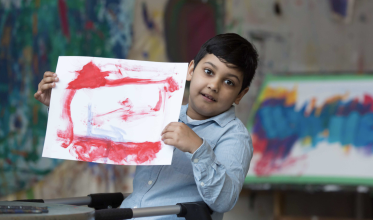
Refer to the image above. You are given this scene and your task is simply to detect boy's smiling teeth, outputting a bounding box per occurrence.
[201,93,216,102]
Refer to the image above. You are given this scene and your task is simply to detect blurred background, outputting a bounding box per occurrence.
[1,0,373,219]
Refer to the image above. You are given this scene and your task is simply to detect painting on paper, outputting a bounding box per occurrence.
[43,56,187,165]
[246,75,373,185]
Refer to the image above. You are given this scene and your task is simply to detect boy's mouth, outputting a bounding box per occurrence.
[200,93,217,102]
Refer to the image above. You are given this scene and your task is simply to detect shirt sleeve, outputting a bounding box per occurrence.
[184,126,253,213]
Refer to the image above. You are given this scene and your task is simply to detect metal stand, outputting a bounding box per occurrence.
[14,193,212,220]
[17,193,130,209]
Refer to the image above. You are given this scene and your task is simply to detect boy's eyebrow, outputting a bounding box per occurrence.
[226,73,241,83]
[204,62,218,69]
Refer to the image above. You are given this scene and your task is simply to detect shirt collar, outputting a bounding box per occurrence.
[179,104,236,127]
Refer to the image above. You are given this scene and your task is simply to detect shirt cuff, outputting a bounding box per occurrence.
[185,138,215,164]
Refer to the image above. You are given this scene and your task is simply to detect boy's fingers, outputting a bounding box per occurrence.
[43,71,56,78]
[40,82,55,92]
[162,123,177,134]
[163,139,174,146]
[42,77,55,84]
[34,92,40,99]
[43,76,59,84]
[161,124,170,134]
[161,132,174,140]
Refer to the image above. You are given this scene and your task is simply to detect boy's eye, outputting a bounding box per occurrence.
[225,79,235,86]
[204,69,213,75]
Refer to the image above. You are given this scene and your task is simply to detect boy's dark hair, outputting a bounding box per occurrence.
[193,33,258,93]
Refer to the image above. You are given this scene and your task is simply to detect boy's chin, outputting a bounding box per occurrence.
[191,104,228,119]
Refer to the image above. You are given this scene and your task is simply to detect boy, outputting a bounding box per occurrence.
[34,33,258,220]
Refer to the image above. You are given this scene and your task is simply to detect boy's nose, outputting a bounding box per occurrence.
[207,81,219,93]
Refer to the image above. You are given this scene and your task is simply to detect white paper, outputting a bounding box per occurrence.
[43,56,187,165]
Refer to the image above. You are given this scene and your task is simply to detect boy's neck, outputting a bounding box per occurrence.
[186,105,211,121]
[186,103,235,121]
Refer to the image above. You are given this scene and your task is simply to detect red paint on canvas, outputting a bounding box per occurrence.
[67,61,110,89]
[119,98,132,108]
[94,89,165,121]
[364,94,373,111]
[152,90,163,111]
[57,60,182,164]
[71,136,162,164]
[254,154,306,176]
[68,62,180,92]
[252,136,307,176]
[57,89,76,148]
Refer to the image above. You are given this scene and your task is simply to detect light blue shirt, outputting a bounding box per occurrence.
[120,104,253,220]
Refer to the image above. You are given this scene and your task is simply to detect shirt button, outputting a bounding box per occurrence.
[148,180,153,185]
[193,159,199,163]
[200,182,205,186]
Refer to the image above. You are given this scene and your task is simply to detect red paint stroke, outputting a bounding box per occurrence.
[95,89,164,121]
[91,119,103,127]
[57,61,182,164]
[58,0,70,38]
[71,136,162,164]
[253,134,307,176]
[103,62,168,74]
[105,76,179,92]
[67,61,110,89]
[57,89,76,148]
[94,104,154,122]
[364,94,373,111]
[96,98,135,121]
[152,90,163,111]
[164,77,179,92]
[254,152,306,176]
[85,21,94,30]
[115,63,158,73]
[68,61,180,93]
[120,98,131,106]
[251,134,267,155]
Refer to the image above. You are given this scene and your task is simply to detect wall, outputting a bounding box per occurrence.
[0,0,135,198]
[226,0,373,124]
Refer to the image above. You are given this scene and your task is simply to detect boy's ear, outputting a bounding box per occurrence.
[186,60,195,81]
[234,87,249,105]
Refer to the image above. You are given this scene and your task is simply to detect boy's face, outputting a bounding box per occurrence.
[186,54,249,120]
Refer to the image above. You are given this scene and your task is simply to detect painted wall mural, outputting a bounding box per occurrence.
[0,0,224,199]
[246,75,373,185]
[0,0,134,197]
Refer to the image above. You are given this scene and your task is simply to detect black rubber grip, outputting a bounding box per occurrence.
[14,199,45,203]
[88,192,124,209]
[95,208,133,220]
[177,202,212,220]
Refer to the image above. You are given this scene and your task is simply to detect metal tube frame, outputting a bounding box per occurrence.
[132,205,181,218]
[43,194,183,218]
[43,193,131,206]
[11,193,212,220]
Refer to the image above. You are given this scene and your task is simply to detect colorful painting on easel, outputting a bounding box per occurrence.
[246,75,373,185]
[43,56,187,165]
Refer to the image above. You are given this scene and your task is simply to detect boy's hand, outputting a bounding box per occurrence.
[161,122,203,154]
[34,71,59,107]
